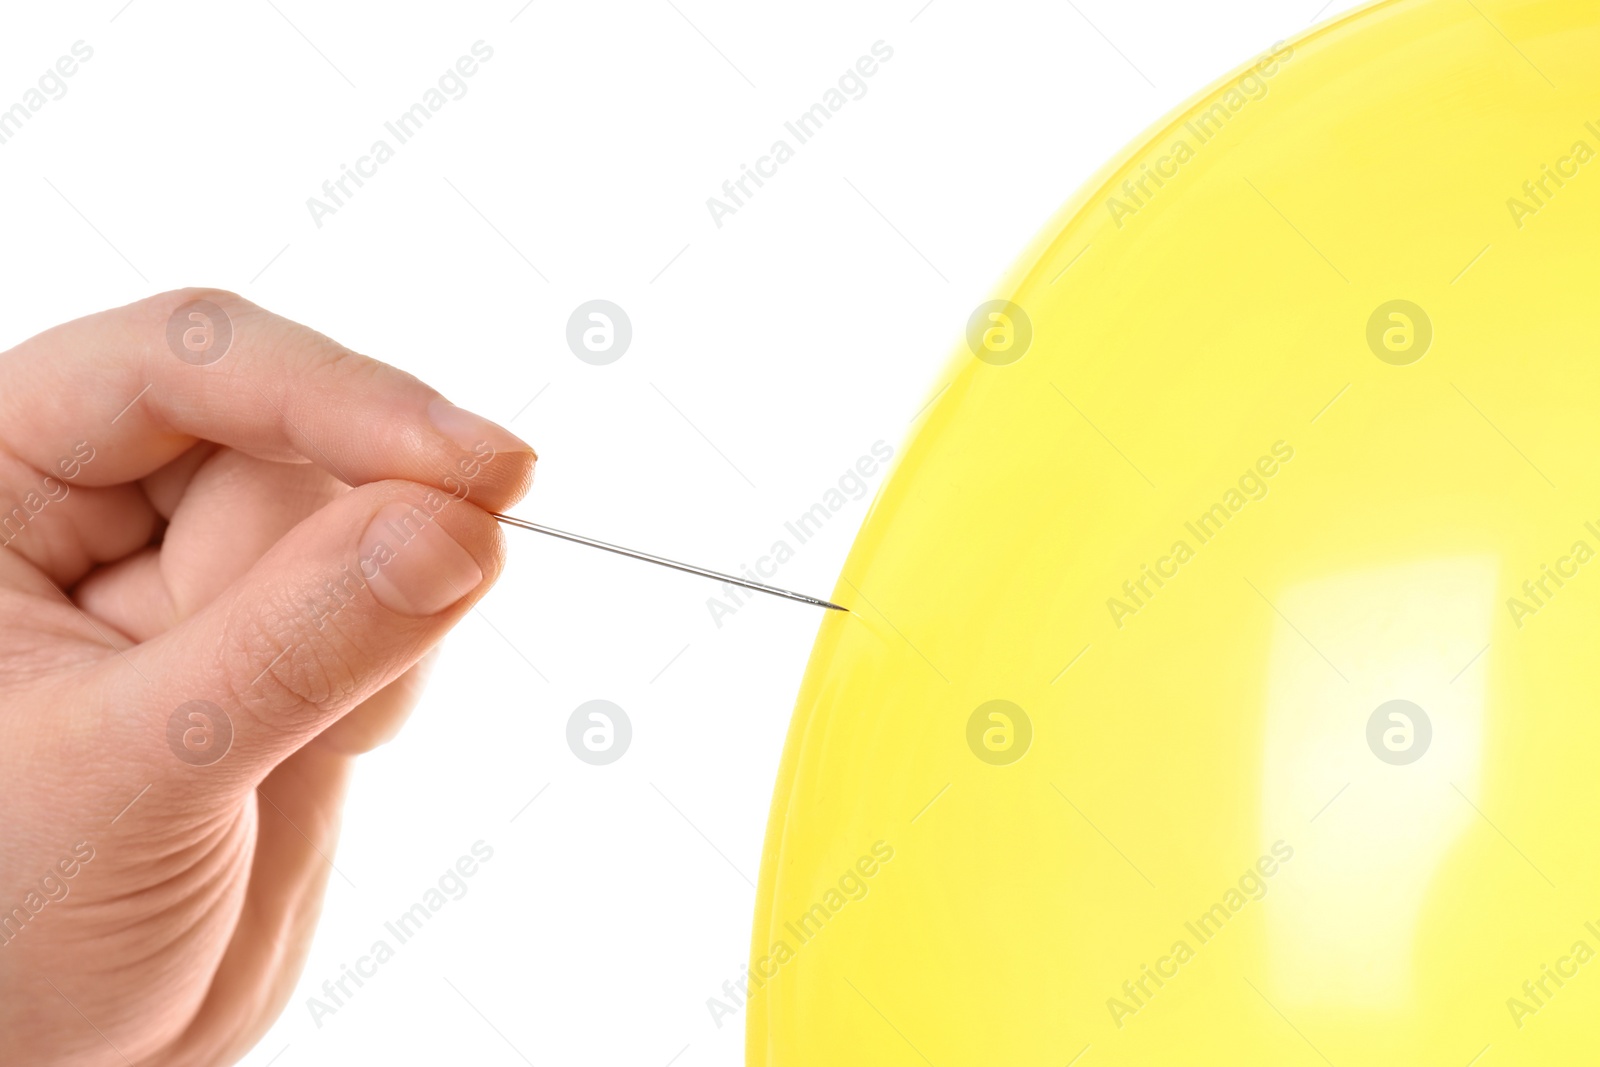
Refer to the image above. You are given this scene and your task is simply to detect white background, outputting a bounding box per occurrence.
[0,1,1365,1063]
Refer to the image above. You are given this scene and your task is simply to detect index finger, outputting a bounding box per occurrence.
[0,288,535,511]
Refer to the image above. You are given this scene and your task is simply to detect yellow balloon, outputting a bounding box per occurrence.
[747,1,1600,1063]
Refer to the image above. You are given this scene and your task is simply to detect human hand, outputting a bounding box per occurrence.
[0,290,535,1066]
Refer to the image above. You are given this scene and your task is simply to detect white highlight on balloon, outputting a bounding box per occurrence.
[1259,555,1496,1008]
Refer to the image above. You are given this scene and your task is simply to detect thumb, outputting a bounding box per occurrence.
[117,479,504,798]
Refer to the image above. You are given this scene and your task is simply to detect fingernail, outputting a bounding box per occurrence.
[360,502,484,617]
[428,398,536,459]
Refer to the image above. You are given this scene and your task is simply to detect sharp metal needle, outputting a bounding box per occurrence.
[491,513,848,612]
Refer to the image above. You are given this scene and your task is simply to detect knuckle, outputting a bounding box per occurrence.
[263,318,399,392]
[150,286,250,315]
[216,592,368,731]
[315,335,409,394]
[312,335,376,381]
[141,288,260,354]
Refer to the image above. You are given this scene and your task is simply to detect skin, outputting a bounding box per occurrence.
[0,290,537,1066]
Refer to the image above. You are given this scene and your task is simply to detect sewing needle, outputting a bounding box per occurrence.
[491,513,849,612]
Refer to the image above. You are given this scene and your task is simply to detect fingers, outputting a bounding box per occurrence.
[74,452,348,639]
[158,449,350,618]
[71,546,169,639]
[0,288,535,512]
[160,746,353,1067]
[75,452,349,638]
[105,479,504,801]
[156,658,438,1062]
[312,650,439,756]
[0,447,157,590]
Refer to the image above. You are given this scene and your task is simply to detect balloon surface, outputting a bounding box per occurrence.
[747,1,1600,1063]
